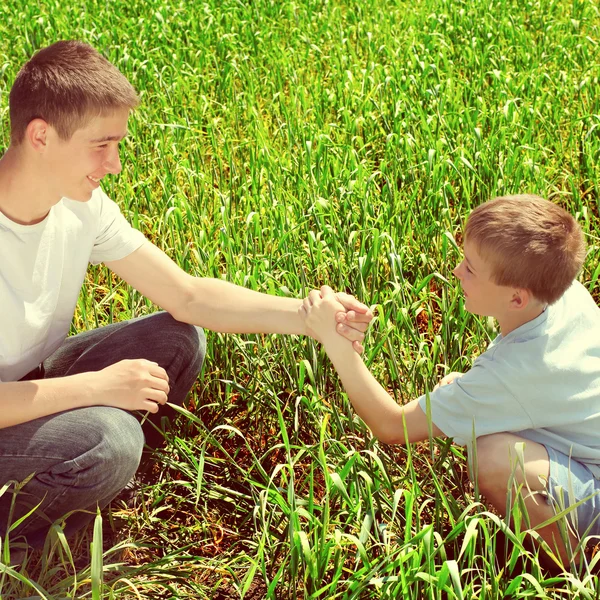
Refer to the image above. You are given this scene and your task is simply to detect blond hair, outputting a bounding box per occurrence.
[465,195,586,304]
[9,40,139,145]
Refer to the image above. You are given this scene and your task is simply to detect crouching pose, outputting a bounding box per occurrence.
[0,41,373,548]
[301,195,600,568]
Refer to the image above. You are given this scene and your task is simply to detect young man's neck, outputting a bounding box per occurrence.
[0,147,59,225]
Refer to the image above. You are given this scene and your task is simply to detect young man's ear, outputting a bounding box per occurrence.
[510,288,530,311]
[25,119,50,152]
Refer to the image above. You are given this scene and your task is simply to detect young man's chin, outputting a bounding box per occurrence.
[64,190,94,203]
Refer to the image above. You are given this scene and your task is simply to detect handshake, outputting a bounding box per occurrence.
[300,285,373,354]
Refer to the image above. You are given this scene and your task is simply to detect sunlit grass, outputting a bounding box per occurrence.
[1,0,600,597]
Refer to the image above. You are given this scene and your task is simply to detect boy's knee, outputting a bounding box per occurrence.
[474,434,514,492]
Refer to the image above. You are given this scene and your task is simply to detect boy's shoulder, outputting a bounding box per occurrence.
[470,280,600,388]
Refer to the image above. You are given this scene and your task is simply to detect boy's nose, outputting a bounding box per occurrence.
[453,262,463,279]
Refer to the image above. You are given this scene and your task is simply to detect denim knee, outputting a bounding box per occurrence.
[95,408,145,496]
[37,407,145,503]
[154,314,205,398]
[5,407,144,544]
[156,313,206,372]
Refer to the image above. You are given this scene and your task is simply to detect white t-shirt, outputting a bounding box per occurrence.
[0,188,146,382]
[418,281,600,477]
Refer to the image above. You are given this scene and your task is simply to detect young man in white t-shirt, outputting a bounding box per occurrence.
[301,195,600,568]
[0,41,372,548]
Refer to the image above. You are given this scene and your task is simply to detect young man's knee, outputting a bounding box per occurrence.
[153,313,206,369]
[188,325,206,372]
[81,407,144,490]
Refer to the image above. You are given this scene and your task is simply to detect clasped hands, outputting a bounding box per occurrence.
[300,285,371,352]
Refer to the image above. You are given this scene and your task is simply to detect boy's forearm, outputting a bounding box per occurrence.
[0,374,95,429]
[322,336,414,443]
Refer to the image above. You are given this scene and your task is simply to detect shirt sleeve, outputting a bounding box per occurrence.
[89,189,147,265]
[418,360,536,446]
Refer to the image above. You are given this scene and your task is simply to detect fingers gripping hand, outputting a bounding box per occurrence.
[433,371,464,391]
[334,294,374,354]
[299,286,346,343]
[95,359,170,413]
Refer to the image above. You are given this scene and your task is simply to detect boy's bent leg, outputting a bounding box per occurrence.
[0,406,144,548]
[475,433,580,567]
[42,312,206,448]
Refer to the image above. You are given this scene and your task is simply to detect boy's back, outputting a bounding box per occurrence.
[420,280,600,474]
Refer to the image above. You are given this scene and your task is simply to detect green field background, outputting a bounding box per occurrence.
[1,0,599,598]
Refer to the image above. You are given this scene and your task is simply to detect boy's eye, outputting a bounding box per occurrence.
[466,265,473,274]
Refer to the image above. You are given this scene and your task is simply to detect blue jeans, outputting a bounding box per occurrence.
[0,312,205,548]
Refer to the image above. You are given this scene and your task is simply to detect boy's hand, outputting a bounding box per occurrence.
[302,287,372,353]
[300,286,354,348]
[433,371,464,391]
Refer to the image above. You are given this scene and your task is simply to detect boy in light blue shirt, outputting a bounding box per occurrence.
[300,195,600,567]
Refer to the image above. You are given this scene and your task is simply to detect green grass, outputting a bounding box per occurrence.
[1,0,600,597]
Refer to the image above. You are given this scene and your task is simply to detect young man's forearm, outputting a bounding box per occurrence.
[180,277,307,335]
[0,375,95,429]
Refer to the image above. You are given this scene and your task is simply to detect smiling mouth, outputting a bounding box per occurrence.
[87,176,101,183]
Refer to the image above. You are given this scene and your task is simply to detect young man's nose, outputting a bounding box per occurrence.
[103,148,122,174]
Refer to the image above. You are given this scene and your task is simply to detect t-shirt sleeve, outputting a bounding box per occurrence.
[89,189,147,265]
[417,360,536,446]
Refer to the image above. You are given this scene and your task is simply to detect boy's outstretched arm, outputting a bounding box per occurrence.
[301,286,444,444]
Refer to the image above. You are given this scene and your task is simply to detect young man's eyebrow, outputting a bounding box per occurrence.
[90,133,128,143]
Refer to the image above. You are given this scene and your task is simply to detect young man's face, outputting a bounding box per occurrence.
[45,108,129,202]
[453,241,515,318]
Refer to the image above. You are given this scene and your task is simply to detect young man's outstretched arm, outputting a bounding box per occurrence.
[106,240,373,343]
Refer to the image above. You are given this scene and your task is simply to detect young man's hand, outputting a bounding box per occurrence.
[433,371,464,391]
[87,359,170,413]
[300,286,354,347]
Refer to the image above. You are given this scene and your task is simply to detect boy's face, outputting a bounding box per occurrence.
[453,241,516,318]
[44,108,129,202]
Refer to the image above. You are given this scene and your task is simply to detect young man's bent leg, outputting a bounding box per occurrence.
[42,311,206,447]
[0,406,144,548]
[0,312,205,547]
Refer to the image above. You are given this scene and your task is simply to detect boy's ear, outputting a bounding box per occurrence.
[25,118,50,152]
[509,288,530,311]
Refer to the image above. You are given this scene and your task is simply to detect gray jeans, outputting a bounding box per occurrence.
[0,312,205,548]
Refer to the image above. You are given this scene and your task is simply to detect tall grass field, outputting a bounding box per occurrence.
[1,0,600,597]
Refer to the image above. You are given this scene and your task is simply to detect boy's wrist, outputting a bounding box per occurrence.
[322,330,355,355]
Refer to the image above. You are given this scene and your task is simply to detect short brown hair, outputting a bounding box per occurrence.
[465,195,586,304]
[9,40,139,144]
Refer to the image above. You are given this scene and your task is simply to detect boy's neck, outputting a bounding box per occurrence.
[497,301,547,336]
[0,148,58,225]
